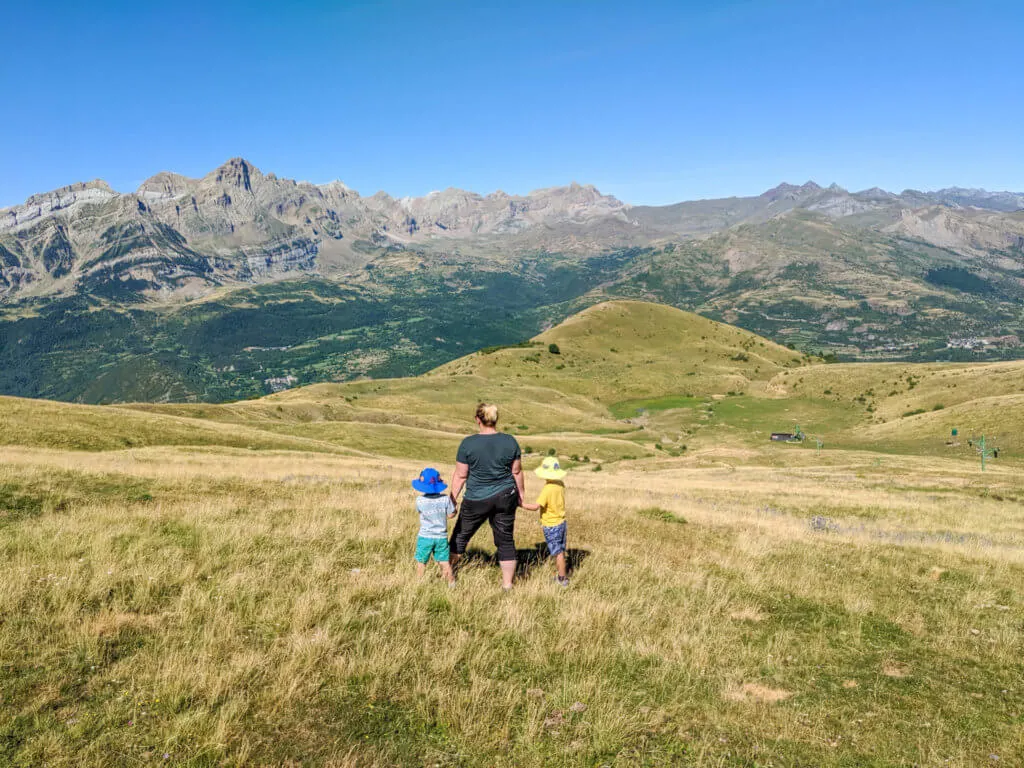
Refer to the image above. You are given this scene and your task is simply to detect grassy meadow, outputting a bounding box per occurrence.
[2,301,1024,766]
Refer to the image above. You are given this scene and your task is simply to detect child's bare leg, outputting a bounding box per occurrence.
[439,561,455,584]
[554,552,567,580]
[416,561,426,578]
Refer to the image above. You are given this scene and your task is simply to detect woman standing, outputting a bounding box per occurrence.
[448,403,525,589]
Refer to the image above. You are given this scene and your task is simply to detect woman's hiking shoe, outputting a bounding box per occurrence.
[555,577,570,588]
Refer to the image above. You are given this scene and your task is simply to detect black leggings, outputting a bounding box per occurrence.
[450,486,519,562]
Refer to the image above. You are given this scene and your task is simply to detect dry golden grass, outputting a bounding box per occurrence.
[2,441,1022,766]
[3,301,1024,764]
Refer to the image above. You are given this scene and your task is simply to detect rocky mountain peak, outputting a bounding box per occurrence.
[206,158,261,193]
[857,187,896,199]
[528,182,622,208]
[926,187,1024,212]
[760,181,823,201]
[22,179,114,206]
[138,172,193,200]
[1,179,119,234]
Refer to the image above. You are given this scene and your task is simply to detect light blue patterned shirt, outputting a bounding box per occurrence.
[416,494,455,538]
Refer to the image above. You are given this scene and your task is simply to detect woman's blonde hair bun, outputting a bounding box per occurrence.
[475,402,499,427]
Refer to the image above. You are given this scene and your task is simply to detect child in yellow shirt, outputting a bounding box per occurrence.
[521,457,569,586]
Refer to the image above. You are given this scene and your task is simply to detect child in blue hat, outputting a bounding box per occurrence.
[412,467,457,585]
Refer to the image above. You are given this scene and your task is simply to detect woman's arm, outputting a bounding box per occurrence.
[512,458,526,506]
[449,462,469,505]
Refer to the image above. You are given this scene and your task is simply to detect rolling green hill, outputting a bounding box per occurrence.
[4,300,1020,465]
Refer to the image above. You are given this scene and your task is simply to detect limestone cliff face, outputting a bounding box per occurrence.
[1,158,1022,303]
[887,206,1024,262]
[0,158,637,301]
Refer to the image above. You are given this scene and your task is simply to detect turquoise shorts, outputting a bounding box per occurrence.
[415,536,450,564]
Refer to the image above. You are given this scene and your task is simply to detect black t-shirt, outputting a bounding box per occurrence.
[456,433,521,501]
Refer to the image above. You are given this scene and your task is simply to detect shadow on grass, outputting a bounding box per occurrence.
[457,545,590,581]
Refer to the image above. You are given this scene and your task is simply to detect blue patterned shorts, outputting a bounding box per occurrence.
[542,521,567,556]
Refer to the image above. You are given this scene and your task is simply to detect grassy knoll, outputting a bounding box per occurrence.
[435,301,806,404]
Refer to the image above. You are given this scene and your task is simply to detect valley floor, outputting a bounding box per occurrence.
[2,443,1022,766]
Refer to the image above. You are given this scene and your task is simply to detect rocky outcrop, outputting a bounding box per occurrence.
[2,158,1023,303]
[0,158,639,301]
[1,180,118,234]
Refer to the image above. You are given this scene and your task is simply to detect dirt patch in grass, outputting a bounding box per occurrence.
[729,607,766,622]
[724,682,794,704]
[882,662,911,678]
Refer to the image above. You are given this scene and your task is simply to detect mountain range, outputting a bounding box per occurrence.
[2,159,1023,403]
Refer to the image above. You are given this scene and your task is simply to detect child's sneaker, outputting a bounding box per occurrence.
[555,576,570,588]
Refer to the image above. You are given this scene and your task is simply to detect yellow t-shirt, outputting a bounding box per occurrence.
[536,481,566,528]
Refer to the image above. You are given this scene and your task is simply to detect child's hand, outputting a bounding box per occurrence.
[521,502,540,511]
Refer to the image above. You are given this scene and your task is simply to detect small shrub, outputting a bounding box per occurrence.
[902,408,926,417]
[932,403,945,411]
[654,443,663,450]
[582,456,590,463]
[593,464,602,472]
[823,389,832,395]
[570,454,580,462]
[638,507,687,525]
[548,343,561,355]
[555,364,565,370]
[524,445,534,454]
[730,352,749,362]
[547,448,556,457]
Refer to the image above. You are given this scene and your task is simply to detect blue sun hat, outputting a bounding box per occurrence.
[412,467,448,494]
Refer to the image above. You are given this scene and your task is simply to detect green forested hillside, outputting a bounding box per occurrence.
[3,196,1024,404]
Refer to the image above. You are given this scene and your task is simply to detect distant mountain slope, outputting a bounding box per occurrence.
[2,159,1022,304]
[0,158,635,302]
[2,160,1024,403]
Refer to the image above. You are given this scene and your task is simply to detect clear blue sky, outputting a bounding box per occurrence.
[2,0,1022,207]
